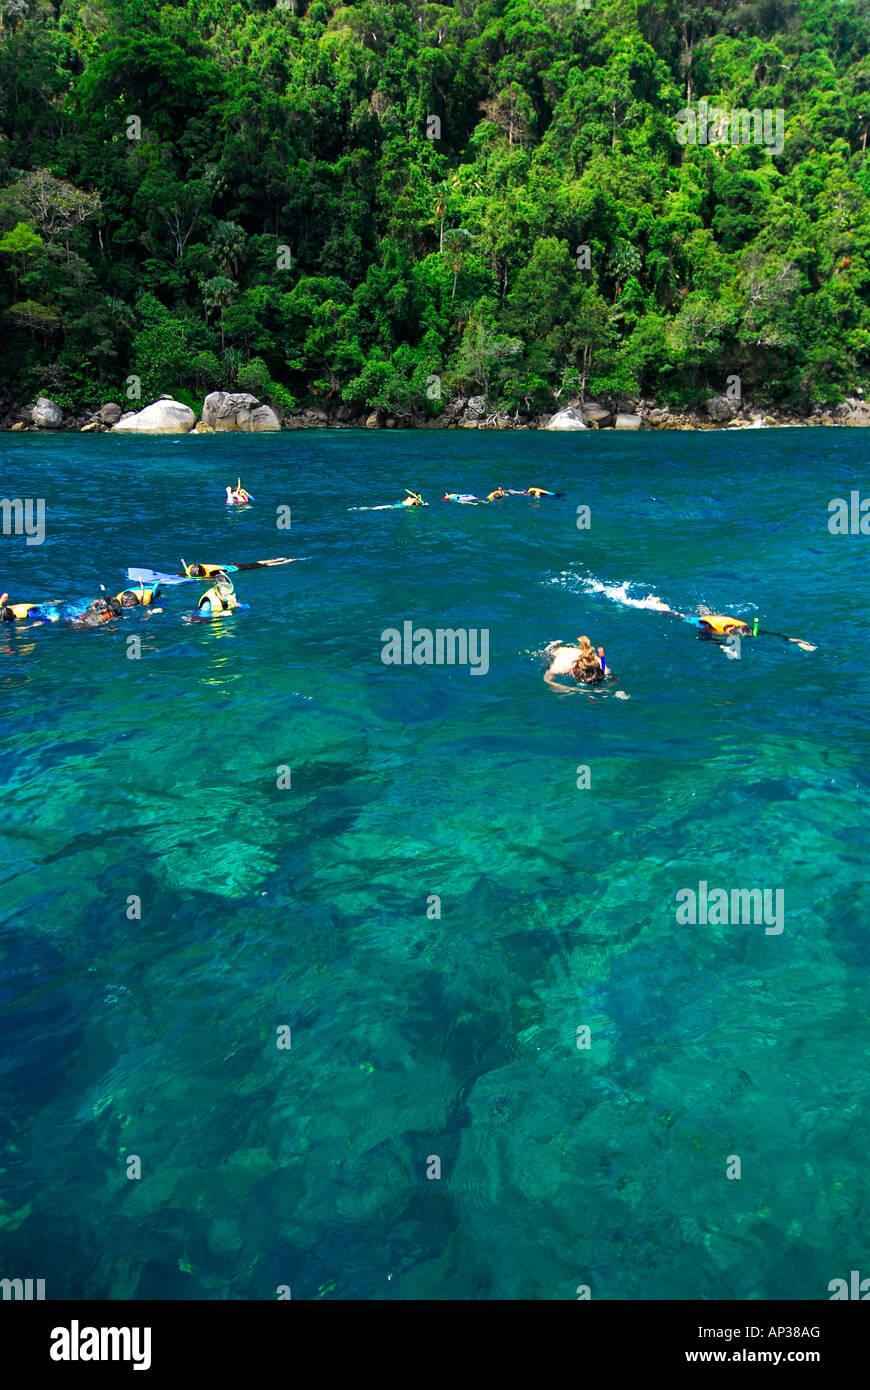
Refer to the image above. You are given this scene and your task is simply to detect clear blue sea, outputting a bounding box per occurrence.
[1,427,868,1299]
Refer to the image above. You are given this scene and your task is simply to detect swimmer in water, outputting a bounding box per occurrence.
[662,603,817,652]
[69,596,123,628]
[115,581,159,608]
[0,592,60,624]
[197,573,239,615]
[442,488,506,504]
[226,479,252,505]
[349,489,427,510]
[543,635,614,691]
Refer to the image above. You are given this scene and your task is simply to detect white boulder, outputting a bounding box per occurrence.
[614,413,643,430]
[112,399,196,433]
[202,391,280,431]
[249,404,280,430]
[544,407,587,430]
[32,397,62,429]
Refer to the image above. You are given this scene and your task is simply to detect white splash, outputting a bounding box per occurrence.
[580,576,671,612]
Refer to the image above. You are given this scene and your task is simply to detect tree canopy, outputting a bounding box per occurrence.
[1,0,868,414]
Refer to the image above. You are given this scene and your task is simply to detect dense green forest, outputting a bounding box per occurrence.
[1,0,869,418]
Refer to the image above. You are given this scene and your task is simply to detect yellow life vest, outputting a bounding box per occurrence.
[7,601,37,619]
[699,614,751,635]
[116,587,155,606]
[527,487,547,498]
[182,561,230,577]
[199,585,233,612]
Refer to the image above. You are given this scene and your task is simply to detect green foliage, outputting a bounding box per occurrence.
[342,351,414,415]
[237,356,296,414]
[0,0,868,411]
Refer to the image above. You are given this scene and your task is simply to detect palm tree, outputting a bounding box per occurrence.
[209,221,246,277]
[201,276,236,351]
[433,193,446,253]
[442,227,472,300]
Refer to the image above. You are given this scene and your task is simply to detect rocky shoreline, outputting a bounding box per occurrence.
[3,389,870,434]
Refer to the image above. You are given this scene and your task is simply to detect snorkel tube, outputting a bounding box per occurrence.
[753,616,759,637]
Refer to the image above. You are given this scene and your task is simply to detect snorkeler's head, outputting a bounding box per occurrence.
[571,636,602,684]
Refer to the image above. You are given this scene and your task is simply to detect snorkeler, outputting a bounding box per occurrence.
[69,596,123,628]
[665,604,816,651]
[0,592,60,624]
[524,486,565,499]
[442,488,506,504]
[197,573,239,615]
[543,635,613,691]
[349,489,428,510]
[115,580,159,608]
[124,558,305,588]
[226,479,253,505]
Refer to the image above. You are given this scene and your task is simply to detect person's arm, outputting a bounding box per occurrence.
[544,668,578,692]
[760,627,817,652]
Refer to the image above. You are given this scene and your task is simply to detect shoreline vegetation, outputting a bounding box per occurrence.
[4,390,870,434]
[1,2,869,428]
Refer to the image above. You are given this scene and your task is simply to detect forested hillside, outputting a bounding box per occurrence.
[1,0,869,418]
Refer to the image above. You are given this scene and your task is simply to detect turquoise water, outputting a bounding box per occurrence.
[1,428,868,1300]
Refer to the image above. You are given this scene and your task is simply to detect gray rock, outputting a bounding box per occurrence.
[249,404,280,431]
[614,412,643,430]
[100,402,122,425]
[112,399,196,433]
[202,391,275,431]
[545,406,588,431]
[582,402,612,427]
[32,396,62,429]
[365,411,382,429]
[705,395,739,422]
[466,395,487,419]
